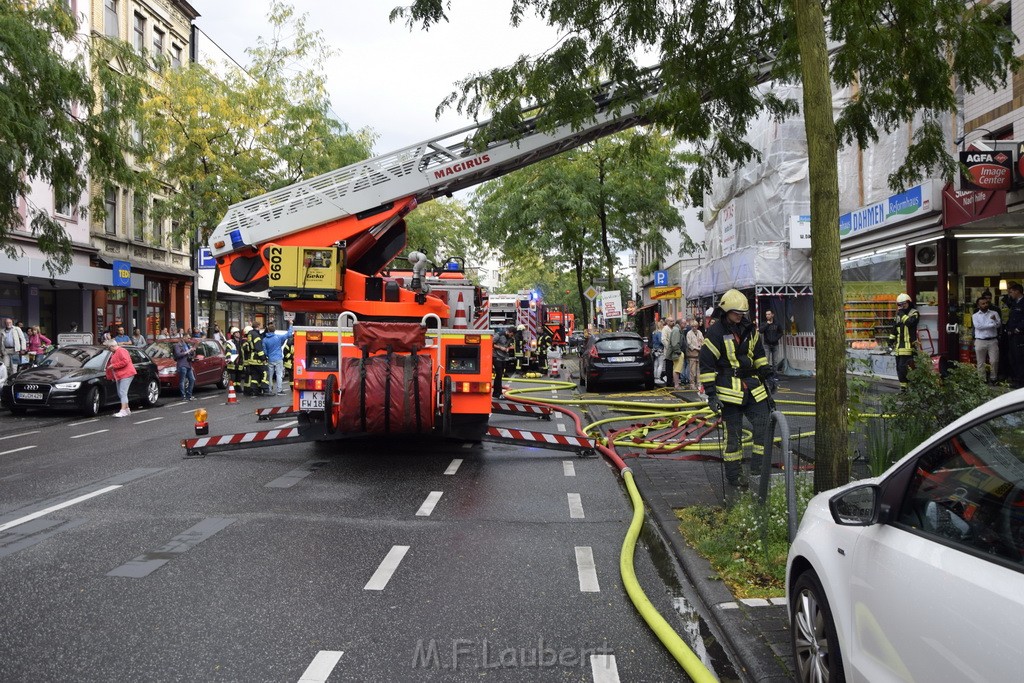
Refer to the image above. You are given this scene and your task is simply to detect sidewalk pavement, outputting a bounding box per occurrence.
[588,376,824,682]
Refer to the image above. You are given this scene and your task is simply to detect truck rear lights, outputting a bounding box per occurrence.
[306,331,323,342]
[295,378,325,391]
[463,334,481,344]
[453,381,490,394]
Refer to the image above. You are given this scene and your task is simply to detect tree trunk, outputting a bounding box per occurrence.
[574,253,589,329]
[794,0,848,492]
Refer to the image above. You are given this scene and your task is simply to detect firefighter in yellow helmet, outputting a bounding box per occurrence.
[888,293,919,390]
[698,289,777,487]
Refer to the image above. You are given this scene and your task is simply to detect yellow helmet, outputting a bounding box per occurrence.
[719,289,749,314]
[896,293,912,304]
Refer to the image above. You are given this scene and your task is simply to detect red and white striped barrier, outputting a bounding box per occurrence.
[181,427,305,457]
[483,426,596,453]
[490,400,552,420]
[255,406,298,421]
[472,298,490,330]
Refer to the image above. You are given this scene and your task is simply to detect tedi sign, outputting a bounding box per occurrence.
[960,150,1013,191]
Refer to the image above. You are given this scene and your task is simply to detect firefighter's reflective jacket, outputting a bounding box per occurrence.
[698,318,770,405]
[889,307,920,356]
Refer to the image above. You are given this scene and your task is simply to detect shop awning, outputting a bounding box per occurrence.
[97,254,196,279]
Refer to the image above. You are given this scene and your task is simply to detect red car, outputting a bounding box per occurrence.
[144,338,229,392]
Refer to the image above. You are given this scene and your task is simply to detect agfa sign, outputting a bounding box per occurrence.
[960,150,1013,191]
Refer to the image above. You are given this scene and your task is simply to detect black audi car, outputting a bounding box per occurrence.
[1,345,160,417]
[579,331,656,392]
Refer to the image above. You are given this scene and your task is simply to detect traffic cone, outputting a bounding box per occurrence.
[226,381,238,404]
[453,292,468,329]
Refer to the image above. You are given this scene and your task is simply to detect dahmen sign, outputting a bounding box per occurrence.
[960,150,1013,191]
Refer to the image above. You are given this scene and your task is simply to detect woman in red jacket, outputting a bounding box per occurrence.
[103,338,137,417]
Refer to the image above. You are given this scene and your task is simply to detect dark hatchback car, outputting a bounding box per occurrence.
[579,332,655,391]
[145,338,229,392]
[0,344,160,416]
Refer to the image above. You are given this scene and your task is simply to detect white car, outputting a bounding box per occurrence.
[787,388,1024,682]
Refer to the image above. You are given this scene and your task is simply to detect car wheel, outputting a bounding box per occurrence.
[217,369,229,390]
[142,378,160,408]
[791,570,846,683]
[585,375,597,392]
[81,387,101,417]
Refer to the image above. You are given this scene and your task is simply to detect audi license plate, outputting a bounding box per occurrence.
[16,392,43,400]
[299,391,325,411]
[608,357,632,363]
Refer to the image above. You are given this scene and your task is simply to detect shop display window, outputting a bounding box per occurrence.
[843,282,901,348]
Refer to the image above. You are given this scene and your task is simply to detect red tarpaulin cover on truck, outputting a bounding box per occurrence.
[339,322,434,434]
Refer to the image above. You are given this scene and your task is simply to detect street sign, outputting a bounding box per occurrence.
[650,286,682,300]
[584,286,598,301]
[198,247,216,269]
[653,270,669,286]
[601,290,623,319]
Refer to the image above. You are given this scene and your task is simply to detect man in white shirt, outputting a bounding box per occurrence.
[972,296,1001,383]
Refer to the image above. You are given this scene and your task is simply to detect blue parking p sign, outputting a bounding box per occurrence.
[654,270,669,287]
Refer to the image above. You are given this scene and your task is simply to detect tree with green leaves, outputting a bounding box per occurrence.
[142,0,373,330]
[472,130,694,327]
[0,1,147,275]
[403,197,484,273]
[394,0,1018,492]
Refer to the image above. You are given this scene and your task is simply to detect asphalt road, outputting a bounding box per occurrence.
[0,384,733,682]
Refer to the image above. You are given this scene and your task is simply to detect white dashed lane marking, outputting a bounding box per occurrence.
[556,422,567,433]
[68,419,98,427]
[574,546,600,592]
[443,459,463,475]
[298,650,344,682]
[70,429,109,439]
[364,545,410,591]
[568,493,585,519]
[134,417,164,425]
[415,491,443,517]
[0,445,37,457]
[591,654,620,683]
[563,461,576,477]
[0,485,122,533]
[0,430,39,441]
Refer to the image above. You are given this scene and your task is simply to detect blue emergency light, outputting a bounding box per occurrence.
[445,259,461,271]
[229,229,246,249]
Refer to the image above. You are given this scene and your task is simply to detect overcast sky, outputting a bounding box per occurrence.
[191,1,562,155]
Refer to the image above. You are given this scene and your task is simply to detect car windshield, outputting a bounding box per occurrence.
[34,347,106,369]
[596,338,643,353]
[145,342,175,359]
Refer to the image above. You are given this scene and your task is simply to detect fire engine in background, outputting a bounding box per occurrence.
[206,85,653,443]
[545,306,575,348]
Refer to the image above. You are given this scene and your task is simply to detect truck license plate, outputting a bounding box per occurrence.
[299,391,325,411]
[16,392,43,400]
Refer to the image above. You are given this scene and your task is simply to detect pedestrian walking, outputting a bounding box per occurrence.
[261,321,291,395]
[699,289,777,487]
[664,318,682,388]
[173,334,197,401]
[888,293,919,390]
[651,319,665,383]
[1006,282,1024,388]
[1,317,27,375]
[760,309,784,371]
[103,337,137,417]
[492,325,514,398]
[972,296,1001,383]
[685,318,704,391]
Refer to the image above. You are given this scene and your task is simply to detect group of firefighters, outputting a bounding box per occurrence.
[224,325,294,397]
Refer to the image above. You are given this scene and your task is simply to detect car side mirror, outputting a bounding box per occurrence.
[828,484,880,526]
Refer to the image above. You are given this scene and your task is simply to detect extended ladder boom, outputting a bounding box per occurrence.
[208,93,648,260]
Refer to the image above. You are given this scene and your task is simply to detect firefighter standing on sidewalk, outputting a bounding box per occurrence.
[699,289,776,488]
[226,327,245,392]
[242,326,270,396]
[889,293,919,390]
